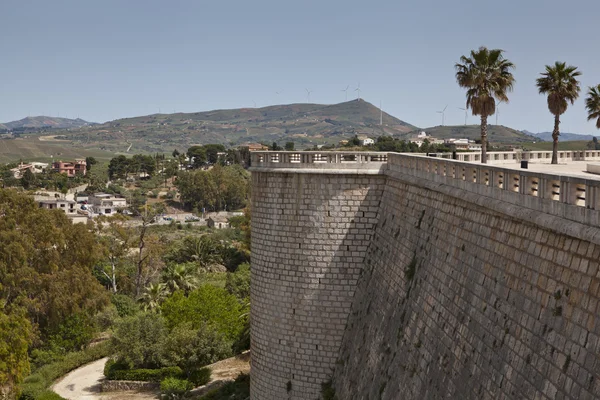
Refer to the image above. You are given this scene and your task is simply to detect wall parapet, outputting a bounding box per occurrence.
[250,151,600,227]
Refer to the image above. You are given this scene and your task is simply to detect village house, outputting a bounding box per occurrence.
[52,159,87,177]
[10,162,48,178]
[37,199,88,224]
[88,192,128,215]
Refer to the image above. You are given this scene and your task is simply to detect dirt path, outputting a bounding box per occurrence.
[52,357,107,400]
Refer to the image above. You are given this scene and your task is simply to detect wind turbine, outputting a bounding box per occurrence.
[495,105,500,125]
[355,83,361,100]
[341,85,350,101]
[458,107,467,125]
[305,88,313,103]
[436,105,448,126]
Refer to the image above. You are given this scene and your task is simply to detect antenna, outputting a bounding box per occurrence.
[305,88,313,103]
[252,100,257,108]
[458,107,467,125]
[354,83,361,100]
[436,105,448,126]
[341,85,349,101]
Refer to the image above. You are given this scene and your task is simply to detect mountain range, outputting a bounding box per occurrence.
[522,130,597,142]
[0,116,93,131]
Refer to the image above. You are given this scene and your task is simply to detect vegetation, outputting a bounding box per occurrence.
[198,373,249,400]
[536,61,582,164]
[585,85,600,130]
[455,47,515,163]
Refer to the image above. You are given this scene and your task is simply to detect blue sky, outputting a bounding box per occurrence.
[2,0,600,134]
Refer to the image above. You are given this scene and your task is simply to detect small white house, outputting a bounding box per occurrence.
[88,193,128,215]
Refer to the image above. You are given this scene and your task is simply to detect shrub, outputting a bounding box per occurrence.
[188,367,211,387]
[106,366,183,382]
[110,312,168,369]
[161,323,232,375]
[225,263,250,300]
[111,294,140,317]
[160,377,192,400]
[161,286,244,341]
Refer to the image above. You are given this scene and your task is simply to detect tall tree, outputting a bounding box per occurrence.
[536,62,581,164]
[455,47,515,163]
[585,84,600,130]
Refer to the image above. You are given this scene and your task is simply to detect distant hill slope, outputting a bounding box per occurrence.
[525,131,597,142]
[3,116,93,130]
[40,100,418,153]
[404,125,538,143]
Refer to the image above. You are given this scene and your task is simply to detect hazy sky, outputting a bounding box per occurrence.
[2,0,600,133]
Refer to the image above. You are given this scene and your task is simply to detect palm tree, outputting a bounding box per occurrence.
[161,263,199,295]
[585,85,600,130]
[455,47,515,163]
[536,62,582,164]
[140,282,168,312]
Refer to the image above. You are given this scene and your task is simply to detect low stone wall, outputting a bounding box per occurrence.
[101,380,159,392]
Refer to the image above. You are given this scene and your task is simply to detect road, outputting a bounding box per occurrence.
[52,357,107,400]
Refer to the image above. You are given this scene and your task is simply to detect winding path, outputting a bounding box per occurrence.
[52,357,108,400]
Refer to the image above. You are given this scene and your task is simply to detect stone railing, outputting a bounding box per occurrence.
[387,153,600,226]
[426,150,600,164]
[250,151,388,173]
[251,151,600,226]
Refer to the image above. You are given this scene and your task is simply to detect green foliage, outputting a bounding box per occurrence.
[160,377,193,400]
[164,236,223,268]
[0,189,108,344]
[20,342,110,400]
[110,313,168,369]
[106,366,183,382]
[198,373,249,400]
[0,307,32,391]
[189,367,211,387]
[161,286,244,341]
[161,323,232,375]
[225,263,250,301]
[47,313,96,354]
[108,154,157,180]
[284,142,295,151]
[111,294,140,317]
[175,165,249,212]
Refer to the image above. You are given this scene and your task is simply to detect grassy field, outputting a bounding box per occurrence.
[519,140,591,151]
[0,137,117,163]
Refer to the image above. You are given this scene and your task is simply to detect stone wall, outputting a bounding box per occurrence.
[333,171,600,399]
[101,380,159,391]
[250,171,385,399]
[250,152,600,399]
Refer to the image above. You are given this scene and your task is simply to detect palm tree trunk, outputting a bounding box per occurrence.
[551,114,560,164]
[480,115,488,164]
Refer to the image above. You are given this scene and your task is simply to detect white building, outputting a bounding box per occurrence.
[357,136,375,146]
[37,199,88,224]
[444,138,481,151]
[88,193,128,216]
[10,162,48,178]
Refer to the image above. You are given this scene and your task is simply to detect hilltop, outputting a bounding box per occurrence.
[404,124,538,143]
[37,100,417,153]
[2,116,93,130]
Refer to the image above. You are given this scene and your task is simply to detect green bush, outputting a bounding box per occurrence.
[189,367,211,387]
[111,294,140,317]
[110,312,168,368]
[160,377,193,399]
[34,391,64,400]
[106,366,183,382]
[19,342,110,399]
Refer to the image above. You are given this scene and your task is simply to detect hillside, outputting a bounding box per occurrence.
[36,100,417,154]
[2,116,93,130]
[526,131,597,142]
[404,124,538,143]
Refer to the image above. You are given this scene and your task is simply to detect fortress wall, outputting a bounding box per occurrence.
[332,171,600,400]
[250,171,385,399]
